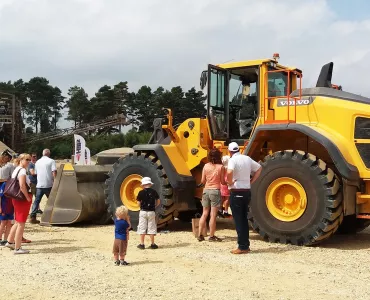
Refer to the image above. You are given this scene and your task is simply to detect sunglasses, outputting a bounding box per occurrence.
[25,159,31,161]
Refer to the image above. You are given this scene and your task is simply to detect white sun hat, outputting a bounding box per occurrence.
[141,177,154,186]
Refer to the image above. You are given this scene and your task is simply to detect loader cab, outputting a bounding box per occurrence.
[202,59,299,143]
[205,64,259,142]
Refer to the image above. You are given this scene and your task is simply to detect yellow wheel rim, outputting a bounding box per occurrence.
[266,177,307,222]
[120,174,142,211]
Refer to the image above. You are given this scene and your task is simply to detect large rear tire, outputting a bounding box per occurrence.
[105,152,175,230]
[249,150,343,245]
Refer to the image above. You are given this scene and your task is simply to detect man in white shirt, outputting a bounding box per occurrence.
[227,142,262,254]
[0,150,15,181]
[29,149,57,224]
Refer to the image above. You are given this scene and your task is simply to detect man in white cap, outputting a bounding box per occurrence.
[227,142,262,254]
[136,177,161,250]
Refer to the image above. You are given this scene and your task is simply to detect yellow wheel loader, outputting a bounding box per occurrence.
[42,54,370,245]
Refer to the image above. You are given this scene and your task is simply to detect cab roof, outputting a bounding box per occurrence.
[217,59,300,72]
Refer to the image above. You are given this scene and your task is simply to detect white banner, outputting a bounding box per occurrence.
[85,147,91,165]
[74,134,86,165]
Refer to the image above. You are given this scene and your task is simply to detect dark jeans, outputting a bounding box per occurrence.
[230,190,251,250]
[30,187,52,217]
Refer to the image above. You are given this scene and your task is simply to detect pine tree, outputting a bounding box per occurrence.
[65,86,90,127]
[25,77,64,133]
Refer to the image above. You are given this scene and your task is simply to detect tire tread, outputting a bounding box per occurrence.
[105,151,174,229]
[248,150,343,246]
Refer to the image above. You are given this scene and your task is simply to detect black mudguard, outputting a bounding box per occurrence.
[245,123,359,181]
[133,144,197,211]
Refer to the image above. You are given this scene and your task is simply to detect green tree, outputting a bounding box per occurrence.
[25,77,64,133]
[113,81,130,114]
[113,81,131,131]
[51,87,65,130]
[183,87,207,119]
[0,79,28,117]
[89,85,116,120]
[13,79,28,110]
[0,81,15,94]
[65,86,90,127]
[40,115,52,133]
[168,86,185,125]
[127,85,207,132]
[130,85,154,132]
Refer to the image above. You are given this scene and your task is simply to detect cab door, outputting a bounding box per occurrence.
[207,64,229,141]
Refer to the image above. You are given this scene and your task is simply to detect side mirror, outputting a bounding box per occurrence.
[200,70,207,90]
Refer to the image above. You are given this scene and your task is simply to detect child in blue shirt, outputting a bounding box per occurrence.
[0,182,14,246]
[113,205,131,266]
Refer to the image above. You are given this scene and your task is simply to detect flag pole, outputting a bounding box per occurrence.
[72,134,75,164]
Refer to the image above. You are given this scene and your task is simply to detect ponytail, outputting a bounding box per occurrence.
[13,157,21,166]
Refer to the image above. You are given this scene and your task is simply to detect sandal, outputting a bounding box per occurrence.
[209,236,222,242]
[22,237,32,243]
[197,235,205,242]
[114,260,120,266]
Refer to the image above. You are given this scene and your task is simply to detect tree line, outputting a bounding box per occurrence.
[0,78,63,134]
[0,77,207,157]
[0,78,207,134]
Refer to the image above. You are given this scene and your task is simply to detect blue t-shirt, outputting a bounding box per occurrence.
[114,218,129,240]
[28,162,37,185]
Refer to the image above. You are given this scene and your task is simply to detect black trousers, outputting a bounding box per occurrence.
[230,190,251,250]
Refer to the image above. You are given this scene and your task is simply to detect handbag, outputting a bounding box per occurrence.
[0,182,14,214]
[4,168,27,201]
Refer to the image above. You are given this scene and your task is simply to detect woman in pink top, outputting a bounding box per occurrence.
[197,148,226,242]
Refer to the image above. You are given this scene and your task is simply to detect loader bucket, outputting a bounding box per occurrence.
[40,163,112,226]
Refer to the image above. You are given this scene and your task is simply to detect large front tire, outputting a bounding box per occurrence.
[249,150,343,245]
[105,152,175,230]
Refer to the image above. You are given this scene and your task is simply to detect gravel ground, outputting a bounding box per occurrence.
[2,216,370,300]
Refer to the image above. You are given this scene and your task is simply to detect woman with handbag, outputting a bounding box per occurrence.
[5,153,33,254]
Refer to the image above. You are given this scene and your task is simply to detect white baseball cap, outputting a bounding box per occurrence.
[141,177,154,186]
[228,142,240,152]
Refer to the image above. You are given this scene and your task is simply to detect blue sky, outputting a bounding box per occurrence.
[1,0,370,129]
[331,0,370,20]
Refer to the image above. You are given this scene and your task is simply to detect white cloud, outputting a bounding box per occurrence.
[0,0,370,128]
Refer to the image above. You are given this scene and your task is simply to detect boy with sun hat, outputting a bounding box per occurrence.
[136,177,161,250]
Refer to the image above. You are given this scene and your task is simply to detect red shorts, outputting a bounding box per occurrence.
[12,196,32,223]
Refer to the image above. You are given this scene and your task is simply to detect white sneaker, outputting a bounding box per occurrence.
[5,242,15,250]
[14,248,30,254]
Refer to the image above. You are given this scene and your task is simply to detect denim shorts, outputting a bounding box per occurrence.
[0,213,14,221]
[201,189,221,208]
